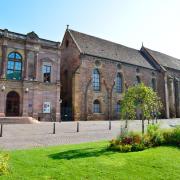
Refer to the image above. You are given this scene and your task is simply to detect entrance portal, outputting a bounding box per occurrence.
[6,91,20,116]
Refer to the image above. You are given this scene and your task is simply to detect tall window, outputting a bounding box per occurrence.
[93,99,100,113]
[115,101,121,113]
[151,78,156,91]
[93,69,100,91]
[135,76,141,85]
[116,73,123,93]
[6,52,22,80]
[43,65,51,82]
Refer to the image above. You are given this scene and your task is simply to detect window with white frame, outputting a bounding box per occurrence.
[43,65,51,82]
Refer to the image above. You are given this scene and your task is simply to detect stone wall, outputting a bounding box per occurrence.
[60,31,81,120]
[72,55,159,121]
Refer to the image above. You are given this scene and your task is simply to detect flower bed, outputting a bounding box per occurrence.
[108,124,180,152]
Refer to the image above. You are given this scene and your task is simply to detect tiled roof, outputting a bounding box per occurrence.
[145,48,180,71]
[68,29,155,70]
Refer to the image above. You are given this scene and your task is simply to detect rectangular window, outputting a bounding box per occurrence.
[43,65,51,82]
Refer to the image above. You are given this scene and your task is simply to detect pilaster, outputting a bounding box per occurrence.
[175,78,180,117]
[34,51,39,81]
[23,48,29,80]
[168,76,176,117]
[164,72,170,118]
[1,41,7,78]
[22,83,29,116]
[56,82,61,121]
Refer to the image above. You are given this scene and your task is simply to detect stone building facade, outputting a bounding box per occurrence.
[0,28,179,122]
[60,28,180,121]
[0,29,61,121]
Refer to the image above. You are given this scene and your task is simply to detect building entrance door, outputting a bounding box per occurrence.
[61,106,72,121]
[6,91,20,116]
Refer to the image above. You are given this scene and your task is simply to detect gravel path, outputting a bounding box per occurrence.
[0,119,179,150]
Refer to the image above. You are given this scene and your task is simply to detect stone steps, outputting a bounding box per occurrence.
[0,117,39,124]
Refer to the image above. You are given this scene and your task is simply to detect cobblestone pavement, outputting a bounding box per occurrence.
[0,119,179,150]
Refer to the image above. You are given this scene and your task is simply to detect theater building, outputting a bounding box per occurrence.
[0,29,61,121]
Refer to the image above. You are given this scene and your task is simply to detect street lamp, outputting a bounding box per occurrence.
[25,88,29,93]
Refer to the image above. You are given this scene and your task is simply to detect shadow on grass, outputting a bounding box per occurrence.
[49,147,114,160]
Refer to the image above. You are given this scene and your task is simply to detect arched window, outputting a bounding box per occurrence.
[116,101,121,113]
[92,69,100,91]
[6,52,22,80]
[93,99,100,113]
[151,78,156,91]
[135,76,141,85]
[116,73,123,93]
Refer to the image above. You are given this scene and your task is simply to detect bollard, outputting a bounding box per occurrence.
[77,122,79,132]
[109,121,111,130]
[0,124,3,137]
[53,122,56,134]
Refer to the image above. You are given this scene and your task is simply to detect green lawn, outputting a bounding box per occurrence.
[1,142,180,180]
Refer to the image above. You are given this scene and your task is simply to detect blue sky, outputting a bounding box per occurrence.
[1,0,180,58]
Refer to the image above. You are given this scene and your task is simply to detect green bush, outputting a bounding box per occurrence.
[108,143,132,153]
[109,131,145,152]
[131,143,145,152]
[109,124,180,153]
[147,124,164,146]
[163,127,180,146]
[0,152,9,175]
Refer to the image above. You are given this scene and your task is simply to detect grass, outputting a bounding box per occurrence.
[1,142,180,180]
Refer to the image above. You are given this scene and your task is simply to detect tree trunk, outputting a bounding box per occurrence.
[142,119,145,134]
[142,112,145,134]
[125,119,128,128]
[125,113,128,129]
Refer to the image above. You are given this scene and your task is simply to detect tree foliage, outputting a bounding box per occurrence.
[121,83,163,120]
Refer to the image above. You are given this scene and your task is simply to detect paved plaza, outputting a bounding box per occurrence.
[0,119,179,150]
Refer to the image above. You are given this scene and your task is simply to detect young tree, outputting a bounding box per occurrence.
[121,83,163,134]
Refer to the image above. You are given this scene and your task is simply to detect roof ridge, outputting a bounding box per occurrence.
[145,47,180,61]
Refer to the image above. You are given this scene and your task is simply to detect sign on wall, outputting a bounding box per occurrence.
[43,102,51,113]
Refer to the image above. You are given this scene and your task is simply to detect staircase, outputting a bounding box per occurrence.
[0,117,39,124]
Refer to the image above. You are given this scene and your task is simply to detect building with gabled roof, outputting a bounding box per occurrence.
[0,27,179,122]
[60,28,180,121]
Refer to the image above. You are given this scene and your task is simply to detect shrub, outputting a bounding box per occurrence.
[163,127,180,147]
[131,143,145,152]
[109,124,180,153]
[109,131,145,152]
[147,124,164,146]
[0,152,9,175]
[119,144,132,152]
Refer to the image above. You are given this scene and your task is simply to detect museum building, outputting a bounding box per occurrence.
[0,29,61,121]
